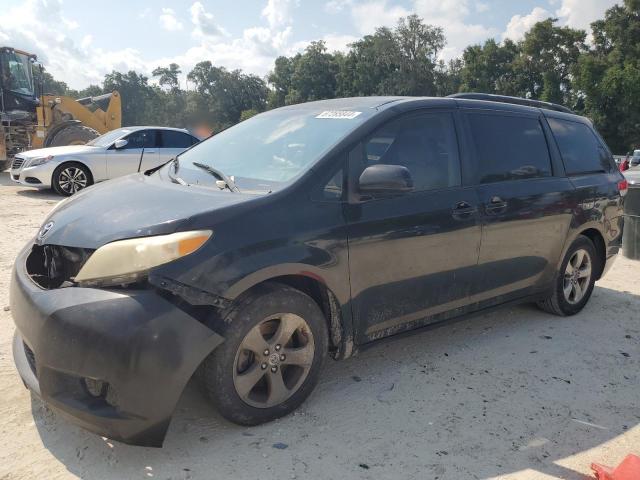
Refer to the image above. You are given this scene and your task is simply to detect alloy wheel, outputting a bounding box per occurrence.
[563,248,592,304]
[58,167,88,194]
[233,313,315,408]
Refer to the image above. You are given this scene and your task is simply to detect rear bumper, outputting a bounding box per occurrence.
[10,245,224,447]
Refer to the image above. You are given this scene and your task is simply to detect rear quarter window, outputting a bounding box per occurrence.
[467,113,552,184]
[547,118,612,175]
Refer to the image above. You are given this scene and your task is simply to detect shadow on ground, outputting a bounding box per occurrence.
[0,172,60,200]
[31,284,640,480]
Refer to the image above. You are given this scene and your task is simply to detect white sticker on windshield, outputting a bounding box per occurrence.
[316,110,362,119]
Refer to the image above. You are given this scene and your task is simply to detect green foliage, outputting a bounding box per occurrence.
[36,6,640,153]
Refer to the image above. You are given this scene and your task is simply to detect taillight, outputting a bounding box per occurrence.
[618,179,628,196]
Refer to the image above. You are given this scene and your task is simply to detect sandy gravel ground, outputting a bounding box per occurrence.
[0,171,638,480]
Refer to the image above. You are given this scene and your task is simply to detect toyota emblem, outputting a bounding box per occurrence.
[37,221,54,240]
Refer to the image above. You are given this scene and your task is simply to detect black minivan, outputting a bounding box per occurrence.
[10,94,627,447]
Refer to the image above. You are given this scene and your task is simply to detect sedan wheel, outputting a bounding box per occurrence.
[53,163,92,196]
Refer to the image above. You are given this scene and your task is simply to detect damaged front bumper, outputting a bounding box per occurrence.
[10,245,224,447]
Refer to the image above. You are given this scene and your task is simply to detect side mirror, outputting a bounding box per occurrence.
[358,164,413,194]
[114,139,128,149]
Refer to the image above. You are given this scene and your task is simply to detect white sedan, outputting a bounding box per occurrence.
[10,126,200,196]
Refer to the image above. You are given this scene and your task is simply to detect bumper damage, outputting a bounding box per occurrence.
[10,246,224,447]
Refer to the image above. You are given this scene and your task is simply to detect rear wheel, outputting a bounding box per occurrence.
[537,235,597,316]
[52,162,92,196]
[201,283,328,425]
[48,124,99,146]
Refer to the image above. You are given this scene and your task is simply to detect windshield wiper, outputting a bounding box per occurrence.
[192,162,240,192]
[166,157,187,185]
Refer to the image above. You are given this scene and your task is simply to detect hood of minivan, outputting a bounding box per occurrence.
[38,174,259,249]
[19,145,99,159]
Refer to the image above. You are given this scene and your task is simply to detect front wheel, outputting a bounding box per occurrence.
[52,162,93,196]
[537,235,598,316]
[201,283,328,425]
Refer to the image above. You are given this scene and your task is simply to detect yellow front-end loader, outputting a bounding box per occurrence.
[0,47,121,170]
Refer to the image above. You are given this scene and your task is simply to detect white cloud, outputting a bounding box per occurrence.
[501,0,617,43]
[0,0,148,89]
[351,0,410,35]
[190,1,227,38]
[325,0,353,14]
[555,0,617,31]
[262,0,298,29]
[159,8,184,32]
[412,0,498,59]
[502,6,551,41]
[475,2,489,13]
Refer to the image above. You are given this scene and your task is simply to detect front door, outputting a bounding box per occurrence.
[345,110,482,343]
[106,129,159,178]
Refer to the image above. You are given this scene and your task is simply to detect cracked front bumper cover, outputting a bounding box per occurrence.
[10,245,224,447]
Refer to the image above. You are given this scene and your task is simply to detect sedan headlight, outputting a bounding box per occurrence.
[28,155,54,167]
[74,230,212,286]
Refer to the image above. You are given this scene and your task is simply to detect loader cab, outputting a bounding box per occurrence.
[0,47,38,114]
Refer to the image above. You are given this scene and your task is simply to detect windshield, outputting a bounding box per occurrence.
[0,51,34,96]
[174,107,371,191]
[86,127,133,147]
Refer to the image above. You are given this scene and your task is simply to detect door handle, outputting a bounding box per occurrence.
[144,150,157,154]
[451,201,477,219]
[485,196,508,214]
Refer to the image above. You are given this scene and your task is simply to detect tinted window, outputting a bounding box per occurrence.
[161,130,195,149]
[123,130,156,149]
[547,118,612,174]
[359,113,461,192]
[468,114,552,183]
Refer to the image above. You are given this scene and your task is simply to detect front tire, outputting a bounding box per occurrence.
[52,162,93,196]
[201,283,328,425]
[537,235,597,316]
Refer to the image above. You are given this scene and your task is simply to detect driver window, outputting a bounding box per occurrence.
[358,112,461,192]
[122,130,155,149]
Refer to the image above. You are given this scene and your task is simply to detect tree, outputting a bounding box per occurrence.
[574,0,640,152]
[33,67,69,95]
[336,15,445,97]
[152,63,182,91]
[187,61,268,128]
[460,39,520,95]
[515,18,587,104]
[103,70,157,126]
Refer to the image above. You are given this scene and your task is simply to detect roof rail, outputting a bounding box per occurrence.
[448,93,573,114]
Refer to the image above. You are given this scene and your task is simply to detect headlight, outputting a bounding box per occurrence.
[28,155,54,167]
[74,230,212,286]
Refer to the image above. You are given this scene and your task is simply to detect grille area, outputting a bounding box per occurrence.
[11,157,24,170]
[23,342,37,377]
[26,244,94,289]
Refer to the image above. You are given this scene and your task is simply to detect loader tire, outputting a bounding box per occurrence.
[48,124,100,146]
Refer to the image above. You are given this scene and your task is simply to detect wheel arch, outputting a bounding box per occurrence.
[52,160,95,187]
[579,227,606,280]
[559,225,607,280]
[226,269,353,360]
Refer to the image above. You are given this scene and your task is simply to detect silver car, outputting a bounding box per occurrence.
[10,126,200,196]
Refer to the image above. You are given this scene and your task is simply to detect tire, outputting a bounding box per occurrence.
[537,235,598,316]
[52,162,93,196]
[48,124,99,146]
[201,282,328,425]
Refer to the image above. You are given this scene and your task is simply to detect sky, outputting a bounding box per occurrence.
[0,0,620,90]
